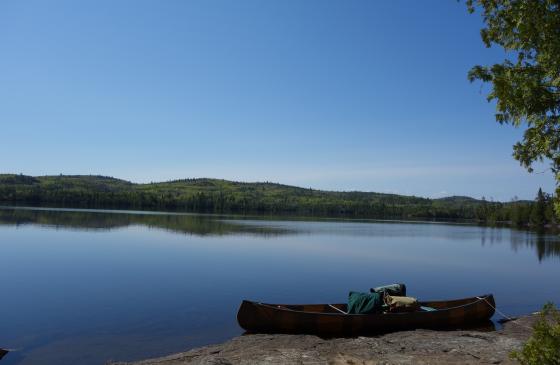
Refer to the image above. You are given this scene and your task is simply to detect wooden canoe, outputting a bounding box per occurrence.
[237,294,495,336]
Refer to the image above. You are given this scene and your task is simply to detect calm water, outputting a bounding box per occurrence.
[1,206,559,364]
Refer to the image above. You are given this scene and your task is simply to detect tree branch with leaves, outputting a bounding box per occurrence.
[466,0,560,214]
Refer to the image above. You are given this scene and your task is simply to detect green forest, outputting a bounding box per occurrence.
[0,174,556,229]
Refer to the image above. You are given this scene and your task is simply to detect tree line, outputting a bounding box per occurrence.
[0,174,556,230]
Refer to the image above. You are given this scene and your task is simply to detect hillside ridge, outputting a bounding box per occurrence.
[0,173,484,201]
[0,174,547,226]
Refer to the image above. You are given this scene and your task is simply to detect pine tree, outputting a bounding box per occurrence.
[530,188,547,227]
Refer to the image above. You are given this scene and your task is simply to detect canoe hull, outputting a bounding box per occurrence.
[237,294,495,336]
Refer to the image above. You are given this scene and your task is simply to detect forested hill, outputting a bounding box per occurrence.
[0,174,555,227]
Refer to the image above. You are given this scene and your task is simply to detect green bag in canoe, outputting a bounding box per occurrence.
[347,291,383,314]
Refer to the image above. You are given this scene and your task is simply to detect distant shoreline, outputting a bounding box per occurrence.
[0,204,479,223]
[0,174,555,231]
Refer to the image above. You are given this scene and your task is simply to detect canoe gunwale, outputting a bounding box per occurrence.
[251,294,494,316]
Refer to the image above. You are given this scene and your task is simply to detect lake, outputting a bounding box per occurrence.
[0,206,559,365]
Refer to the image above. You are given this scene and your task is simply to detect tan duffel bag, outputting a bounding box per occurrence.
[384,294,420,312]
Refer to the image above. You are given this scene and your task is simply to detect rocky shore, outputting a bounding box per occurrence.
[115,314,538,365]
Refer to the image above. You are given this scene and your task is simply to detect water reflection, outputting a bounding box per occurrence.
[480,227,560,261]
[1,207,559,261]
[510,232,560,262]
[0,207,292,237]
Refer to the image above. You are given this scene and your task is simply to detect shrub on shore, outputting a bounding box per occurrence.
[511,303,560,365]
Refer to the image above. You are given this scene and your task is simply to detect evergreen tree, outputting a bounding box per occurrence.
[530,188,547,227]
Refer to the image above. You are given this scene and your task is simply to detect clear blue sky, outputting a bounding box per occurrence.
[0,0,555,200]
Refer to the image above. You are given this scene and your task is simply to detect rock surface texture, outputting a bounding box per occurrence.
[116,315,537,365]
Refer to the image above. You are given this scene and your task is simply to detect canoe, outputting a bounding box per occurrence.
[237,294,495,336]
